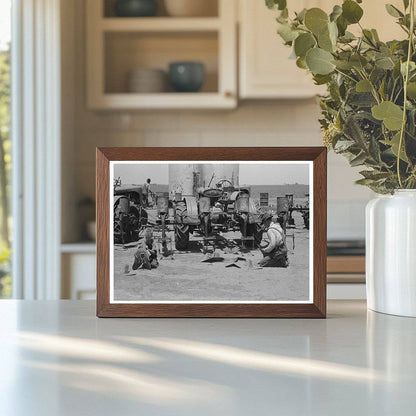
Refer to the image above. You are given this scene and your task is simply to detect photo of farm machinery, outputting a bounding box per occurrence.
[154,164,263,252]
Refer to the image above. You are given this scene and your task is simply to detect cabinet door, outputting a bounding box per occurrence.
[239,0,402,99]
[239,0,326,99]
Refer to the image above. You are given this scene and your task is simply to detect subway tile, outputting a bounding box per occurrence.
[143,130,202,147]
[130,111,183,130]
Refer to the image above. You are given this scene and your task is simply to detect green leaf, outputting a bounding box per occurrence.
[277,23,299,42]
[403,0,410,9]
[369,136,381,162]
[372,101,404,130]
[381,132,409,162]
[342,0,363,24]
[356,79,372,93]
[295,8,307,22]
[266,0,287,11]
[350,152,368,167]
[340,31,356,42]
[318,32,333,52]
[306,48,335,75]
[304,8,329,35]
[294,33,315,57]
[313,74,332,85]
[333,59,353,70]
[401,61,416,77]
[334,139,355,152]
[407,82,416,99]
[296,57,307,69]
[385,4,404,18]
[375,56,395,70]
[350,53,368,69]
[355,178,377,185]
[371,29,380,42]
[330,5,343,22]
[336,15,348,36]
[359,170,391,180]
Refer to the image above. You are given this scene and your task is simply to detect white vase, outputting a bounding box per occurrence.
[366,190,416,317]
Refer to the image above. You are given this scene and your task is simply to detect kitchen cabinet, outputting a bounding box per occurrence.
[86,0,237,109]
[238,0,404,99]
[239,0,328,99]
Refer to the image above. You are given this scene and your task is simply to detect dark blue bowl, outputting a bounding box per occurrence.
[169,62,205,93]
[114,0,158,17]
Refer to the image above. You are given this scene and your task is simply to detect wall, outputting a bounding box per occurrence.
[62,0,374,243]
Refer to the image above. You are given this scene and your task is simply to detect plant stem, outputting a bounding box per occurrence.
[397,0,415,188]
[334,68,357,83]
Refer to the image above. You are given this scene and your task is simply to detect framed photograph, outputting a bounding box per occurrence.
[96,147,327,318]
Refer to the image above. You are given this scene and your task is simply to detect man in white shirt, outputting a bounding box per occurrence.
[258,214,289,268]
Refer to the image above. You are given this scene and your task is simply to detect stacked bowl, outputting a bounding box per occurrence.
[127,68,167,93]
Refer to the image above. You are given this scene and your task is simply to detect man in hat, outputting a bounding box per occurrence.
[132,228,158,270]
[258,213,289,268]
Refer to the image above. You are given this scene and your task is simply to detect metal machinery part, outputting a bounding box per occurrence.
[158,164,262,251]
[173,185,262,251]
[284,193,310,230]
[155,195,171,255]
[276,196,290,231]
[113,187,148,244]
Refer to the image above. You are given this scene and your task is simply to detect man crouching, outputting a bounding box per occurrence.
[132,231,159,270]
[258,214,289,268]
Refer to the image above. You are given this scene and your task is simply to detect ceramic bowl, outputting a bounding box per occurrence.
[168,62,205,93]
[127,68,167,93]
[114,0,158,17]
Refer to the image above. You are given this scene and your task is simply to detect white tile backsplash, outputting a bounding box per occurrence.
[71,89,370,241]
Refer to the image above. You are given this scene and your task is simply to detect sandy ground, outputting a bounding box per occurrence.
[113,212,310,302]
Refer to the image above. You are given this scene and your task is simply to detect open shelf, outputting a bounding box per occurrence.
[86,0,236,109]
[90,92,235,109]
[104,31,219,94]
[101,17,221,32]
[61,242,96,254]
[103,0,219,18]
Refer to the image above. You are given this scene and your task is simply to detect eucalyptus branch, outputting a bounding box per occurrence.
[397,0,415,188]
[334,68,358,83]
[267,0,416,193]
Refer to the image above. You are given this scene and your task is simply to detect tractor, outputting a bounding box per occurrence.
[113,181,148,244]
[172,180,263,251]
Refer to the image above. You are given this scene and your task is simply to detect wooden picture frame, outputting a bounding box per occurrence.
[97,147,327,318]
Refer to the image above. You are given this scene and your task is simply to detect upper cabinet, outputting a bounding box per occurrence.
[239,0,320,99]
[238,0,404,100]
[86,0,407,109]
[86,0,237,109]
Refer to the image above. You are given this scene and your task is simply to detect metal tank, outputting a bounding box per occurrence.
[169,164,240,198]
[168,164,196,199]
[199,164,239,188]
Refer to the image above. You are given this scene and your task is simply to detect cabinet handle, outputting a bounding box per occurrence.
[225,91,234,98]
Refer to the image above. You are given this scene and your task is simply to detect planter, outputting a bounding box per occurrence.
[366,190,416,317]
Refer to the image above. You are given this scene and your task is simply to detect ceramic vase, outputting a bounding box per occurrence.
[366,190,416,317]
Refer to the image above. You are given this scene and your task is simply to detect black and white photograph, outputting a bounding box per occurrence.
[110,161,313,303]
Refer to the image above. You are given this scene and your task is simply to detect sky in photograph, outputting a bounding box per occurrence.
[114,162,309,186]
[0,0,11,50]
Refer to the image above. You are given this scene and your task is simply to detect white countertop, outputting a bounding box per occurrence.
[0,300,415,415]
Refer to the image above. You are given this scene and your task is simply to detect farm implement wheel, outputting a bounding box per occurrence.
[174,201,190,250]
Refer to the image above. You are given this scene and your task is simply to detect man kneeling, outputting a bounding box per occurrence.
[132,240,159,270]
[258,214,289,268]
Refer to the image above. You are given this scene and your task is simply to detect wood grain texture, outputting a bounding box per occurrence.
[96,147,327,318]
[327,256,365,275]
